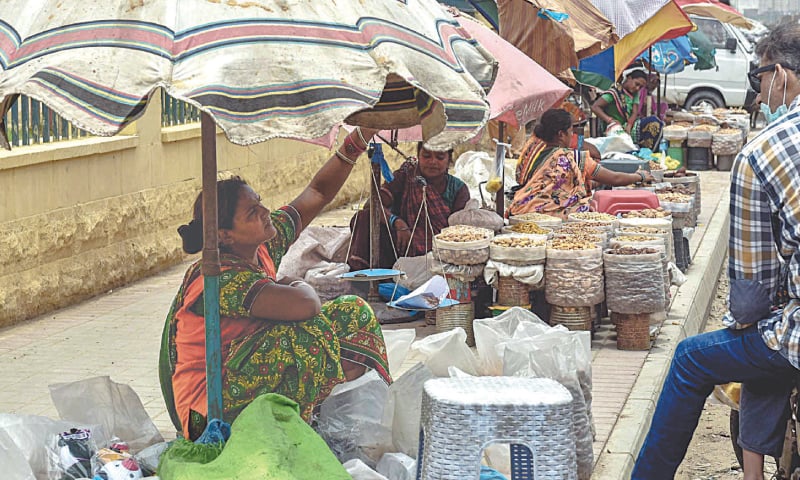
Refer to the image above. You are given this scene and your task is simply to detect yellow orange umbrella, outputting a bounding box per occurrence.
[675,0,754,29]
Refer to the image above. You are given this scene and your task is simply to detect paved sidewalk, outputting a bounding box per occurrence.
[0,170,731,477]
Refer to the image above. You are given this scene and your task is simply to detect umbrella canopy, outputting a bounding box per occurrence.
[497,0,618,77]
[675,0,753,29]
[577,1,693,82]
[0,0,498,151]
[305,8,571,148]
[0,0,499,422]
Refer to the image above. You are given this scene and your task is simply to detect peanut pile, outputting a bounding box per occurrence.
[491,236,545,248]
[548,238,598,250]
[622,208,670,218]
[509,222,550,235]
[618,226,664,235]
[656,185,693,195]
[613,234,662,243]
[657,192,693,203]
[569,212,617,222]
[436,225,492,242]
[608,245,660,255]
[512,212,561,223]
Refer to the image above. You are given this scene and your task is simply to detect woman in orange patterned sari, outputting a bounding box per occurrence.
[508,109,653,220]
[158,127,391,440]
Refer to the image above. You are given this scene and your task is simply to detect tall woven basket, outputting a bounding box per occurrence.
[425,309,437,326]
[549,305,592,331]
[436,302,476,346]
[496,276,530,306]
[615,313,651,350]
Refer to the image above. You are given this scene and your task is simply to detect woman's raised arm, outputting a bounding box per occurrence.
[290,127,380,231]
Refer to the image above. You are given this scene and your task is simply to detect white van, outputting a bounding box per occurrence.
[664,15,756,110]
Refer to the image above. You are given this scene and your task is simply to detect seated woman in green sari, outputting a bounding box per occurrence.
[591,69,664,150]
[159,127,391,440]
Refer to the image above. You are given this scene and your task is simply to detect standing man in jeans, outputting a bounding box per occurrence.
[633,22,800,480]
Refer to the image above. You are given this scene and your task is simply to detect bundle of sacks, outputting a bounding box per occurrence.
[314,307,594,480]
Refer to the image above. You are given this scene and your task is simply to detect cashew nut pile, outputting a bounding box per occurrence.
[509,222,551,235]
[436,225,492,243]
[622,208,670,218]
[656,184,694,196]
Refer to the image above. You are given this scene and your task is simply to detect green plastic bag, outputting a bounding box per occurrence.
[159,393,350,480]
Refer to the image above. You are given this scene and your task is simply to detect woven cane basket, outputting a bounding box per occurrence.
[496,276,530,306]
[425,309,437,325]
[549,305,592,331]
[615,313,651,350]
[436,302,475,346]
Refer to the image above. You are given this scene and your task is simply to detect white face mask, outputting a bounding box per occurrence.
[760,70,789,124]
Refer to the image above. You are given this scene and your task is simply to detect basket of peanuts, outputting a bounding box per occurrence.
[489,234,547,265]
[545,237,604,307]
[508,212,563,229]
[432,225,493,265]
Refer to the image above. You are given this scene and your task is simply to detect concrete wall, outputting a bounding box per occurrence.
[0,95,386,328]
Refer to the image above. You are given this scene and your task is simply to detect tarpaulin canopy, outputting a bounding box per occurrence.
[497,0,618,78]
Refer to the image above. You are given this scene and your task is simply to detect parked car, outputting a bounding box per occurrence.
[664,15,756,110]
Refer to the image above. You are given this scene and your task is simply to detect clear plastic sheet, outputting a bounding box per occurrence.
[544,248,604,307]
[501,330,593,480]
[383,363,434,459]
[473,307,550,376]
[409,328,479,377]
[603,251,665,314]
[316,371,393,467]
[383,329,416,377]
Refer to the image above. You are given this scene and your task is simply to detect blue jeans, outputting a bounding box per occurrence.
[632,327,795,479]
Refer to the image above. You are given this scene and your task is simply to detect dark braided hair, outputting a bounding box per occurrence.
[177,176,248,254]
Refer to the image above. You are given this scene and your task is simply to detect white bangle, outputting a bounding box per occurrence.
[355,127,370,149]
[335,150,357,166]
[289,280,307,287]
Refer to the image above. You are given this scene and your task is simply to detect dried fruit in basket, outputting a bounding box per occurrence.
[568,212,617,222]
[547,238,598,250]
[622,208,670,218]
[436,225,493,242]
[509,222,550,235]
[491,236,545,248]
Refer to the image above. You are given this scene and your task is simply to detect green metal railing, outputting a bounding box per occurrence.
[161,91,200,127]
[4,95,90,147]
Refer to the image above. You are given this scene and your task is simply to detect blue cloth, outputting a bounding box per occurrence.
[378,282,410,302]
[370,143,394,183]
[632,327,795,479]
[537,8,568,22]
[194,418,231,445]
[480,466,508,480]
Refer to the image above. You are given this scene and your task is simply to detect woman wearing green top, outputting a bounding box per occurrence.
[591,70,664,150]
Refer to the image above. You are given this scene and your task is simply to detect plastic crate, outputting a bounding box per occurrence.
[590,189,660,215]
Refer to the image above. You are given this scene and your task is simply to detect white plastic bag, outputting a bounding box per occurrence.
[393,256,433,291]
[317,370,392,467]
[383,329,416,377]
[304,262,352,302]
[502,331,593,480]
[344,459,390,480]
[48,376,163,453]
[483,260,544,288]
[384,363,434,458]
[0,428,35,480]
[473,307,550,376]
[448,198,504,232]
[0,414,107,480]
[376,452,416,480]
[409,328,479,377]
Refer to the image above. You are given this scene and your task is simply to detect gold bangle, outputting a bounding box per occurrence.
[335,150,357,166]
[355,127,370,149]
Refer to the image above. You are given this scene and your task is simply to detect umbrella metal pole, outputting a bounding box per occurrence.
[495,122,505,217]
[368,150,381,302]
[200,112,223,421]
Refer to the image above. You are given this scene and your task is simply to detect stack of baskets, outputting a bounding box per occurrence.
[604,245,665,350]
[431,225,493,345]
[489,230,547,307]
[544,234,604,332]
